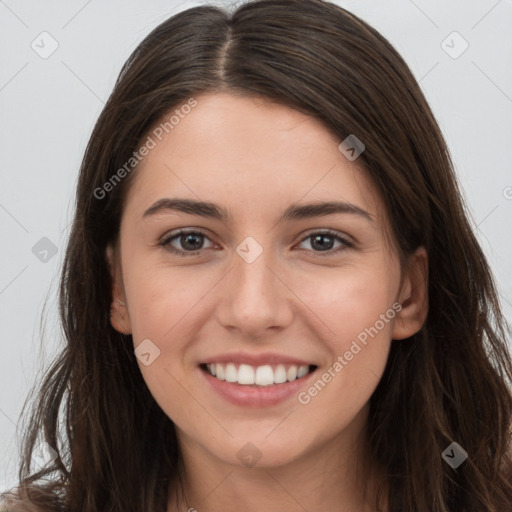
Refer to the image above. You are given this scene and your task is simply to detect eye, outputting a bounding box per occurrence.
[296,230,353,256]
[159,228,353,257]
[160,229,214,256]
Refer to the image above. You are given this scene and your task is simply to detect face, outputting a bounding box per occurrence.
[107,92,427,470]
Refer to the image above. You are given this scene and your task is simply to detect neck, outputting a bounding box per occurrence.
[166,409,388,512]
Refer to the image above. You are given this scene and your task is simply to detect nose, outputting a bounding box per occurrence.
[215,244,294,339]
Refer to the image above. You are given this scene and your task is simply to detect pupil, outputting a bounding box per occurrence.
[182,233,202,250]
[312,234,333,251]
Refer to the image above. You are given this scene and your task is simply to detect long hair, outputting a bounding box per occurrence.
[3,1,512,510]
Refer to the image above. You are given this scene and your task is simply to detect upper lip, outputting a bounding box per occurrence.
[201,351,315,367]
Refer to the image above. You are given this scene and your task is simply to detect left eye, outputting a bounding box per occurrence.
[296,230,352,255]
[159,229,352,257]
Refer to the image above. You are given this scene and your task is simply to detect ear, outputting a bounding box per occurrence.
[392,246,428,340]
[106,243,132,335]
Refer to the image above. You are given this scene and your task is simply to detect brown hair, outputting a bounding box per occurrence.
[2,1,512,510]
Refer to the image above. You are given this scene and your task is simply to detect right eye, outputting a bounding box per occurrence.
[160,229,215,256]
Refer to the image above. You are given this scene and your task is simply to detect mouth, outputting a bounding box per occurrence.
[200,362,318,387]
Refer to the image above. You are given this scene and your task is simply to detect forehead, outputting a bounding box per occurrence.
[123,92,384,225]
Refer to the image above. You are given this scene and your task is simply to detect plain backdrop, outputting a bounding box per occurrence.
[1,0,511,491]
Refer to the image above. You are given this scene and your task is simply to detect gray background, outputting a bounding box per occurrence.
[1,0,511,490]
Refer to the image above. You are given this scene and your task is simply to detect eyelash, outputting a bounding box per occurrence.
[159,228,353,257]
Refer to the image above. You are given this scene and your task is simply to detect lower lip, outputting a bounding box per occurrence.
[201,367,316,407]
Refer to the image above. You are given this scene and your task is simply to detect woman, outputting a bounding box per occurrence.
[2,0,511,510]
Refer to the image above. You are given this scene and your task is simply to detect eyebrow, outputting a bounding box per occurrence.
[142,198,373,223]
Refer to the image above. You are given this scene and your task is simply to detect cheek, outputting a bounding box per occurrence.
[123,263,221,416]
[125,263,215,344]
[294,260,399,348]
[291,262,398,410]
[124,265,206,424]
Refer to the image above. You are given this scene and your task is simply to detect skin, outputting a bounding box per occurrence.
[107,92,428,512]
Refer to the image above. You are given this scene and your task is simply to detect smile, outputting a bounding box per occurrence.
[202,362,316,386]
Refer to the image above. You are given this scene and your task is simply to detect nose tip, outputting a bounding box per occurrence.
[215,239,293,337]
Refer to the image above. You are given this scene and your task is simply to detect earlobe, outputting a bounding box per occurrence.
[106,244,132,335]
[392,246,429,340]
[110,302,132,335]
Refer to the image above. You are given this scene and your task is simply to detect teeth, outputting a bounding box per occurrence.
[274,364,287,384]
[225,363,237,383]
[216,363,225,380]
[255,365,274,386]
[238,364,255,384]
[205,362,312,386]
[297,365,309,378]
[286,366,297,381]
